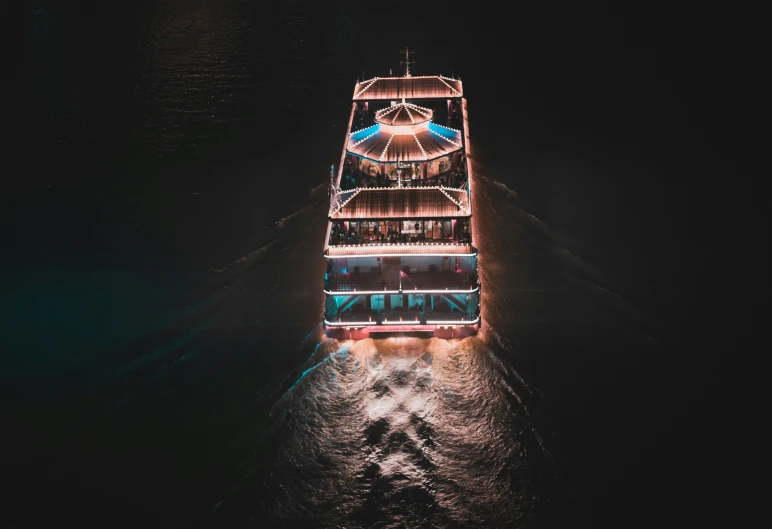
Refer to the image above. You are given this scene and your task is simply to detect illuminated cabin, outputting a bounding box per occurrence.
[324,58,480,339]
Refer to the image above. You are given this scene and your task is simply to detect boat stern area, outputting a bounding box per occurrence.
[323,253,481,339]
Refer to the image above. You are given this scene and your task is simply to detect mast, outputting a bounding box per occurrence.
[400,48,414,77]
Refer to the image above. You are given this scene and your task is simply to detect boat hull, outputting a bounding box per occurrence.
[324,321,480,340]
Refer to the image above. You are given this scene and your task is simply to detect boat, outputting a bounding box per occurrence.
[323,50,480,339]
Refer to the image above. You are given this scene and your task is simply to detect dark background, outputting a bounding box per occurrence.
[8,0,748,527]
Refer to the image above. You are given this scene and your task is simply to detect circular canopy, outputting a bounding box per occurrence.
[375,102,433,126]
[347,121,462,163]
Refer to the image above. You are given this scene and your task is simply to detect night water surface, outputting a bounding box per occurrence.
[8,1,735,527]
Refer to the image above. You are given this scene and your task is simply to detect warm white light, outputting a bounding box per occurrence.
[324,287,479,295]
[325,253,477,259]
[427,318,478,325]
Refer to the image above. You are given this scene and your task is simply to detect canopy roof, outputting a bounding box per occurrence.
[347,122,462,163]
[353,76,463,101]
[331,186,470,219]
[375,102,433,126]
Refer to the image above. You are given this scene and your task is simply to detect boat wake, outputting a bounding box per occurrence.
[216,333,560,527]
[207,169,646,527]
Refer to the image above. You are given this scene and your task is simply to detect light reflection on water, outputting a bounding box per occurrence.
[241,334,546,527]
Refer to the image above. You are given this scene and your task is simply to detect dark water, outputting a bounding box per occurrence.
[8,1,739,527]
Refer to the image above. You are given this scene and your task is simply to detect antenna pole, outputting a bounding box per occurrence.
[400,48,414,77]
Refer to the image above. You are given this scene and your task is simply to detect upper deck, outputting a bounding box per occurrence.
[336,90,468,191]
[326,67,475,261]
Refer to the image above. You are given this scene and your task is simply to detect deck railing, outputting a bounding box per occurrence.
[327,242,474,257]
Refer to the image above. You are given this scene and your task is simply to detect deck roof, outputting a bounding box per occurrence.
[353,76,463,101]
[375,102,433,126]
[331,186,470,219]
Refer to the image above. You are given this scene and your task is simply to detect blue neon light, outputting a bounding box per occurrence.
[350,124,379,143]
[427,122,458,140]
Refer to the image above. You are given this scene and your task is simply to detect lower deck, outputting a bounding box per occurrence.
[324,251,480,333]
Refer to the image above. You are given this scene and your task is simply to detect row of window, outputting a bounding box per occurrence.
[330,219,471,244]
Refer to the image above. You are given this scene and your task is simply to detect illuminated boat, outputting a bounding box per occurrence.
[323,51,480,339]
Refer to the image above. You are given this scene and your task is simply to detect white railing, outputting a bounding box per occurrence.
[327,242,474,257]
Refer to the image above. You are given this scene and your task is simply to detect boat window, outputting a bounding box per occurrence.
[371,295,385,311]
